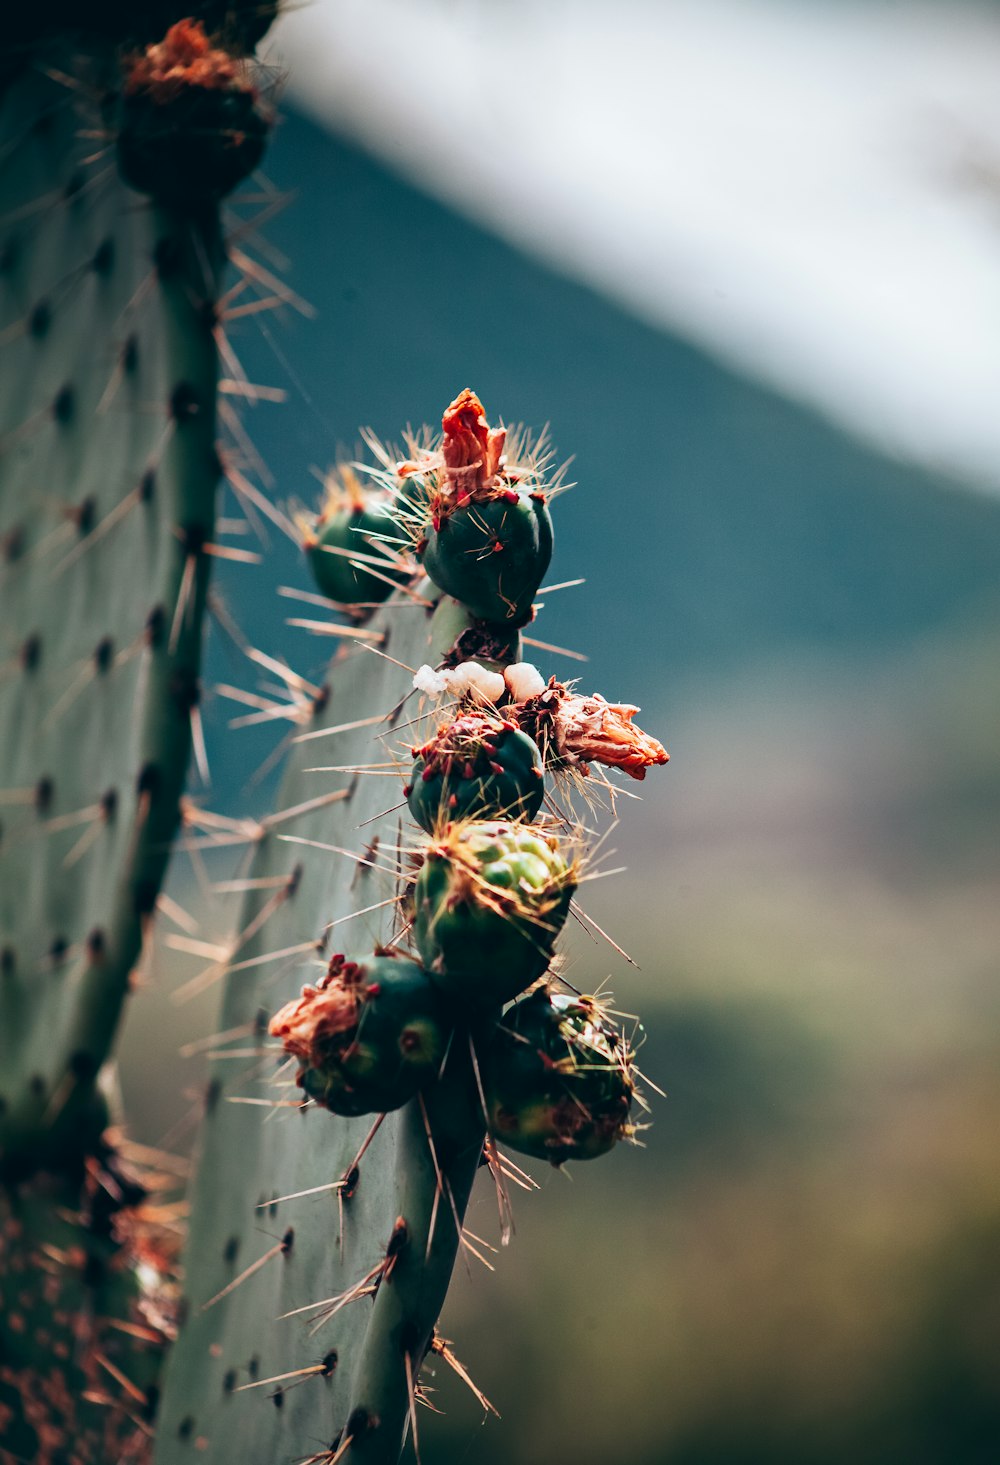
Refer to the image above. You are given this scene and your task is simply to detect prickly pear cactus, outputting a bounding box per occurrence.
[0,11,273,1459]
[157,391,668,1464]
[155,591,487,1464]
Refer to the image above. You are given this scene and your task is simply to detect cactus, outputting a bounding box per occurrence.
[1,13,669,1464]
[0,9,270,1458]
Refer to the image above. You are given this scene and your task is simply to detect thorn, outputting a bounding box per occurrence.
[202,1229,293,1311]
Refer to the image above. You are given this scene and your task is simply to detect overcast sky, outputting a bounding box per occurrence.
[270,0,1000,495]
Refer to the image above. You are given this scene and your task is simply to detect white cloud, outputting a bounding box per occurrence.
[271,0,1000,492]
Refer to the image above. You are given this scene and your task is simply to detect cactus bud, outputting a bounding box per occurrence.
[270,954,450,1116]
[413,821,575,1005]
[420,391,554,625]
[302,466,409,606]
[407,713,544,832]
[117,20,271,206]
[484,989,636,1164]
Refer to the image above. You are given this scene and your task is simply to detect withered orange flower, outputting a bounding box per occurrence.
[269,958,367,1067]
[125,20,245,101]
[440,389,506,504]
[553,694,668,781]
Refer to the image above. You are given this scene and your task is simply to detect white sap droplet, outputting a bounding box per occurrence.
[504,662,546,700]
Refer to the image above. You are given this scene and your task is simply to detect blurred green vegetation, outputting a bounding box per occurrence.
[121,111,1000,1464]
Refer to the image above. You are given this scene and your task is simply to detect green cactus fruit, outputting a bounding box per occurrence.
[270,953,451,1117]
[304,465,409,606]
[117,20,271,207]
[422,489,553,625]
[406,712,544,832]
[414,820,575,1005]
[484,988,636,1164]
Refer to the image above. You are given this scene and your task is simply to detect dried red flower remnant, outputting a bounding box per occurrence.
[125,19,247,102]
[552,694,668,780]
[269,956,366,1067]
[440,388,506,505]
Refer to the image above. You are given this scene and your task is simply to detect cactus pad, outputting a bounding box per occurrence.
[413,820,575,1005]
[406,712,544,831]
[484,988,637,1164]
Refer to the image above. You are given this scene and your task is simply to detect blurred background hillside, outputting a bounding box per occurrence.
[121,2,1000,1461]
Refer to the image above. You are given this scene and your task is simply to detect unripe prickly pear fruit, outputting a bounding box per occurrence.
[484,988,636,1164]
[413,821,575,1005]
[270,953,450,1116]
[405,713,545,832]
[303,465,409,606]
[420,390,553,625]
[117,20,271,206]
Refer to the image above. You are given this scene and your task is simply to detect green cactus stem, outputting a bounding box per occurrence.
[271,952,452,1117]
[419,390,555,626]
[405,711,544,832]
[483,988,637,1165]
[413,819,576,1005]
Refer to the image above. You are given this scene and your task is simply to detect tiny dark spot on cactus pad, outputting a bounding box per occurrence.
[280,1228,294,1253]
[1,948,14,975]
[399,1321,420,1355]
[91,238,115,275]
[204,1078,221,1114]
[101,788,118,821]
[177,1415,194,1441]
[272,1389,284,1409]
[153,236,181,278]
[35,778,53,812]
[29,301,50,338]
[346,1406,377,1438]
[321,1350,338,1376]
[20,635,41,672]
[222,1369,237,1394]
[122,335,139,374]
[69,1050,97,1080]
[52,385,74,424]
[146,605,166,646]
[85,930,105,962]
[222,1236,239,1264]
[180,523,206,556]
[287,863,303,899]
[170,383,201,421]
[73,496,96,535]
[140,468,156,503]
[248,1356,259,1380]
[94,638,113,673]
[312,684,330,716]
[133,878,158,915]
[136,763,160,798]
[49,937,68,965]
[3,526,24,563]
